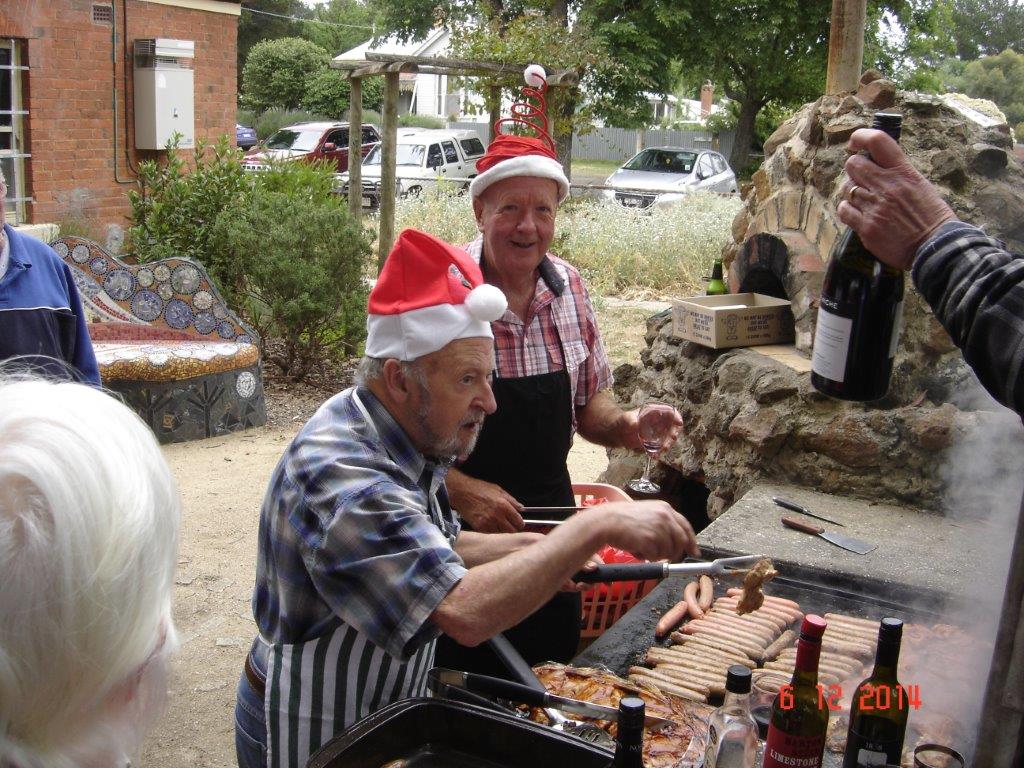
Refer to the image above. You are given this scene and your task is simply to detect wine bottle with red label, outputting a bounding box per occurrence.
[810,112,904,401]
[763,615,829,768]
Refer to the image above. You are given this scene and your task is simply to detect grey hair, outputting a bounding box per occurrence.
[355,356,428,387]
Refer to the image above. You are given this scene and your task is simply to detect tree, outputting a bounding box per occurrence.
[662,0,832,173]
[301,68,384,117]
[241,37,331,113]
[950,0,1024,60]
[302,0,382,56]
[956,48,1024,129]
[237,0,306,89]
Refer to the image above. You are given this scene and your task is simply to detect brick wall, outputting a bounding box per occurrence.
[0,0,239,233]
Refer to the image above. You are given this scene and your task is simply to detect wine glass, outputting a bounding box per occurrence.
[627,402,676,494]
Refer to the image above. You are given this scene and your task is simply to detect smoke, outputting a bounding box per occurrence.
[907,371,1024,759]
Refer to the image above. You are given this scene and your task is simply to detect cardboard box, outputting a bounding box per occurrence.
[671,293,794,349]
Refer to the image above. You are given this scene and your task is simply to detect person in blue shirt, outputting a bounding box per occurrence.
[0,167,100,384]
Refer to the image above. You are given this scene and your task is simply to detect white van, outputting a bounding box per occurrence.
[338,128,487,206]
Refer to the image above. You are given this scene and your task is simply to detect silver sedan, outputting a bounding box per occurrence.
[603,147,738,209]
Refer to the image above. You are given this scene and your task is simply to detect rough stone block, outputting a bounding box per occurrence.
[803,196,825,245]
[764,198,781,232]
[817,218,841,261]
[764,119,799,157]
[781,191,805,230]
[969,143,1008,177]
[859,69,883,86]
[921,315,957,355]
[856,78,897,110]
[751,169,771,203]
[731,208,751,243]
[805,415,882,468]
[903,403,960,451]
[728,408,788,451]
[930,149,968,189]
[824,113,869,146]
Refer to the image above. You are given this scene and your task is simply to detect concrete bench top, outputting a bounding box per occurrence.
[696,481,1001,605]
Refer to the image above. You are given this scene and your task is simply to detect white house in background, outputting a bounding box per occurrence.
[335,29,488,122]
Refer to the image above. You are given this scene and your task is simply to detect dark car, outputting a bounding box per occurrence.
[241,121,380,173]
[236,123,258,150]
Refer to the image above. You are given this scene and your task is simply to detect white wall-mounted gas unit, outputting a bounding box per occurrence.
[133,38,195,150]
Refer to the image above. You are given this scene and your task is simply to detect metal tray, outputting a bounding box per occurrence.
[306,698,614,768]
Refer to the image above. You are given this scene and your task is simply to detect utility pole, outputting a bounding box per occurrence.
[825,0,867,94]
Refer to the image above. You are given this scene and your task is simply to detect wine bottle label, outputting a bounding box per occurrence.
[811,304,853,382]
[704,724,719,768]
[887,301,904,359]
[763,729,826,768]
[853,745,892,766]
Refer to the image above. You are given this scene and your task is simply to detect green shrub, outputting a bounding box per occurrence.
[236,108,257,129]
[127,134,251,291]
[240,37,331,113]
[209,162,372,381]
[392,186,741,297]
[398,113,446,129]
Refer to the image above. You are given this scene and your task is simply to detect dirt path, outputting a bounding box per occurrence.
[141,423,610,767]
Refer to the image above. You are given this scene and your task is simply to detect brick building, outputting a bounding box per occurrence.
[0,0,240,240]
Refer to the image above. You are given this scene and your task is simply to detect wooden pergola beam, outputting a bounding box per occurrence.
[825,0,867,94]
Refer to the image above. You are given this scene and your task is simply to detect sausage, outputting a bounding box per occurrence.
[628,672,706,703]
[778,648,862,674]
[646,650,731,675]
[708,607,779,633]
[761,662,841,688]
[698,575,714,611]
[667,637,756,667]
[711,604,788,632]
[650,657,730,681]
[824,613,881,631]
[763,629,796,661]
[681,622,766,659]
[700,612,777,643]
[714,599,793,628]
[656,596,693,638]
[684,580,704,620]
[727,588,802,612]
[824,621,880,642]
[821,637,874,660]
[628,666,710,696]
[719,596,801,623]
[652,664,727,696]
[824,626,877,648]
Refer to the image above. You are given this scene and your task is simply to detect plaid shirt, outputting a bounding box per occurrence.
[251,386,466,661]
[464,236,613,429]
[915,221,1024,415]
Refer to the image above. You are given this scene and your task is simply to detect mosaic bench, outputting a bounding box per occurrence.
[52,236,267,444]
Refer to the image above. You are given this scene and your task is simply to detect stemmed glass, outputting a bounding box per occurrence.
[627,402,676,494]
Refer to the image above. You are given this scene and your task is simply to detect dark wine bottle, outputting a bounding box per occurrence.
[763,615,829,768]
[612,696,646,767]
[707,259,728,295]
[810,112,904,401]
[842,618,909,767]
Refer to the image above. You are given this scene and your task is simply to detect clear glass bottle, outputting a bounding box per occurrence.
[704,665,758,768]
[706,259,728,295]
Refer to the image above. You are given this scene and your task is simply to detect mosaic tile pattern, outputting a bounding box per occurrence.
[115,362,267,444]
[52,236,259,344]
[52,237,267,443]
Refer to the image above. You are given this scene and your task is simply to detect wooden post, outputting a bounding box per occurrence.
[825,0,867,95]
[347,76,363,220]
[377,70,400,271]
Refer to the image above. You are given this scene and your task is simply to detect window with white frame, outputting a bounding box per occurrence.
[1,39,29,225]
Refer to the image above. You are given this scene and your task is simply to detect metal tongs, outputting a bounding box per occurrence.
[426,668,674,732]
[571,554,764,584]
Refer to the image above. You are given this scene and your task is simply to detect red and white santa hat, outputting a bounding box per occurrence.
[469,64,570,203]
[366,228,507,361]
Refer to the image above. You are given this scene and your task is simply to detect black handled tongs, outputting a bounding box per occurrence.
[571,554,764,584]
[426,668,674,732]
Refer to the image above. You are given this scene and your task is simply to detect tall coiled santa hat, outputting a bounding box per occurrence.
[469,64,571,203]
[366,228,507,361]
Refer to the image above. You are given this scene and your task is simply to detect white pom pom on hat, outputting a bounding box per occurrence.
[465,283,507,323]
[524,64,547,88]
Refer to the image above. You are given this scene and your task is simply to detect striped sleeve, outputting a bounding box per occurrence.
[913,221,1024,414]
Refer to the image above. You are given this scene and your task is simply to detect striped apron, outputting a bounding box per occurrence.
[263,391,459,768]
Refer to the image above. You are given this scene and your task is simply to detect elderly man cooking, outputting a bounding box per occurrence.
[438,67,684,674]
[234,228,697,768]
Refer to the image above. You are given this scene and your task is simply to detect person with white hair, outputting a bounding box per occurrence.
[0,374,180,768]
[0,167,100,384]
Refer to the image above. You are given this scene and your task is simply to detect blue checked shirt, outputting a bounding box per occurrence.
[914,221,1024,415]
[252,386,467,661]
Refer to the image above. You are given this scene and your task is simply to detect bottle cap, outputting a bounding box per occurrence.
[878,617,904,643]
[726,664,752,694]
[800,614,827,640]
[872,112,902,141]
[617,696,646,729]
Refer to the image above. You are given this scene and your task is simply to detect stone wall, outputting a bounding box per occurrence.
[604,75,1024,518]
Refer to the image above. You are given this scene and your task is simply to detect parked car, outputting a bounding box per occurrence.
[603,147,738,209]
[241,121,380,173]
[235,123,258,150]
[336,129,487,208]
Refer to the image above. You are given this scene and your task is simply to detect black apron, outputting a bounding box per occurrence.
[435,300,582,676]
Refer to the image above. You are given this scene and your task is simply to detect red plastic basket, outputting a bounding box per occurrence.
[573,483,659,639]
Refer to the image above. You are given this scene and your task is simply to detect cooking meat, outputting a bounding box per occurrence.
[735,559,778,615]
